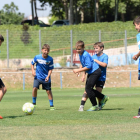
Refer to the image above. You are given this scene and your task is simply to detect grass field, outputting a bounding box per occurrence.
[1,87,140,140]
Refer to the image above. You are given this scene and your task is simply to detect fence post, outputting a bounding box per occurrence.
[70,30,73,66]
[6,30,9,68]
[39,30,41,54]
[99,30,101,42]
[60,72,62,89]
[124,30,128,65]
[23,73,25,90]
[130,71,131,88]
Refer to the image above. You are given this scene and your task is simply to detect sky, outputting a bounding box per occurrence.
[0,0,52,18]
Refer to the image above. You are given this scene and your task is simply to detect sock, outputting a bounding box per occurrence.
[138,107,140,115]
[49,100,53,107]
[81,100,86,106]
[32,97,37,105]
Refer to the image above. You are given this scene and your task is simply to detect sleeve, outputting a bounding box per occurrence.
[31,56,37,65]
[137,34,140,50]
[84,55,92,69]
[102,55,108,64]
[49,58,54,70]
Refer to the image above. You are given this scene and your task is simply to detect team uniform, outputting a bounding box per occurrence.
[31,54,54,90]
[136,33,140,80]
[92,53,108,88]
[133,33,140,118]
[79,50,105,109]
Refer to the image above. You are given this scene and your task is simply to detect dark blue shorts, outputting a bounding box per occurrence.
[0,79,5,88]
[96,81,105,89]
[33,79,51,90]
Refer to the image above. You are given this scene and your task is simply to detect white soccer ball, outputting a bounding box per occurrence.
[22,102,35,115]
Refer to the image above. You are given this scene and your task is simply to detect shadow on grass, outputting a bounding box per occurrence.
[3,114,37,119]
[102,108,124,111]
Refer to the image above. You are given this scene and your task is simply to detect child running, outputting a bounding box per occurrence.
[132,16,140,118]
[73,40,108,111]
[0,35,7,119]
[78,42,109,111]
[31,44,55,110]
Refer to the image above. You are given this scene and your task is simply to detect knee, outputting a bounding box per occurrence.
[33,87,38,91]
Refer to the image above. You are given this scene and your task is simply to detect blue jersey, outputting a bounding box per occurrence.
[136,33,140,70]
[92,53,108,81]
[79,50,99,74]
[31,54,54,82]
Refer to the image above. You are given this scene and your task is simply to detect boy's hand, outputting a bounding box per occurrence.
[133,55,138,60]
[73,69,80,76]
[82,75,85,82]
[32,71,36,77]
[45,76,49,82]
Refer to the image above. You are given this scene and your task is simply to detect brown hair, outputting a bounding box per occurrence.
[0,35,4,42]
[42,44,50,51]
[75,40,85,48]
[93,42,104,49]
[133,16,140,25]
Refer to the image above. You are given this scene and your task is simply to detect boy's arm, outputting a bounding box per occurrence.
[45,69,53,82]
[31,64,36,77]
[133,51,140,60]
[73,67,89,75]
[94,59,107,67]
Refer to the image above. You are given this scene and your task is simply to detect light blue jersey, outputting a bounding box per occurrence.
[136,33,140,70]
[92,53,108,81]
[31,54,54,82]
[79,50,99,74]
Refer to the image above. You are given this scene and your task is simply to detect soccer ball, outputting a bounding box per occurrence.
[22,102,35,115]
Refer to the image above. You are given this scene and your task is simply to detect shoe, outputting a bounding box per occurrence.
[133,115,140,118]
[87,105,99,111]
[78,105,84,111]
[100,96,109,109]
[50,107,56,110]
[0,115,3,119]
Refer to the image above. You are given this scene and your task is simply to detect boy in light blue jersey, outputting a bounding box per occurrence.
[73,40,107,111]
[78,42,109,111]
[132,16,140,118]
[31,44,55,110]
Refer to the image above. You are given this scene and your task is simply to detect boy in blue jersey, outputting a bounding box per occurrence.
[0,35,7,119]
[132,16,140,118]
[73,40,108,111]
[78,42,109,111]
[31,44,55,110]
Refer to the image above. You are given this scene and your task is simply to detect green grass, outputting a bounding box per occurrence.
[1,87,140,140]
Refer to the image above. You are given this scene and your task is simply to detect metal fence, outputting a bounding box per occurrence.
[0,70,139,90]
[0,30,138,68]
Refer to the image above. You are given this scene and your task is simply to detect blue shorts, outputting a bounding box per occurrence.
[33,79,51,90]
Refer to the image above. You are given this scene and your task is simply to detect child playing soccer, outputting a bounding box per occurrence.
[31,44,55,110]
[0,35,7,119]
[132,16,140,118]
[73,40,108,111]
[78,42,109,111]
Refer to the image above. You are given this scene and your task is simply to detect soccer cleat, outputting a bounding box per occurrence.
[78,105,84,111]
[50,107,56,110]
[0,115,3,119]
[100,95,109,109]
[133,115,140,118]
[87,105,99,111]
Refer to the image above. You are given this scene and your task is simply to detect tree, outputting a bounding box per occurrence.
[0,2,24,25]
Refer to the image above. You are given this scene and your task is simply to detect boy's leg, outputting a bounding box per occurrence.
[0,86,7,101]
[32,87,38,105]
[46,90,55,110]
[96,87,103,103]
[32,79,40,105]
[78,91,88,111]
[133,107,140,118]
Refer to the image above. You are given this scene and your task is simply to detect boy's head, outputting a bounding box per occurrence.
[0,35,4,46]
[75,40,85,55]
[41,44,50,58]
[133,16,140,32]
[93,42,104,55]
